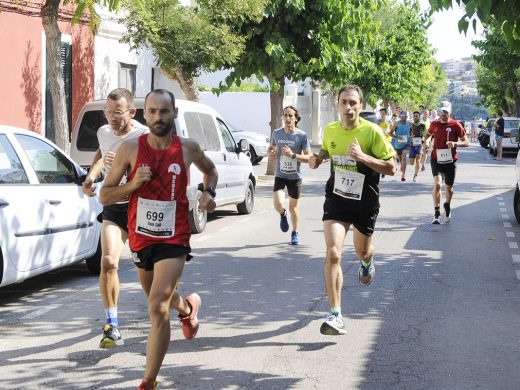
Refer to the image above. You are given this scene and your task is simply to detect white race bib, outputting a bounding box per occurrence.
[398,135,408,143]
[412,137,422,146]
[437,148,453,164]
[333,168,365,200]
[136,197,176,238]
[280,155,297,174]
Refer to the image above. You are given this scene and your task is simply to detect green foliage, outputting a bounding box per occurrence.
[221,0,384,91]
[429,0,520,53]
[65,0,120,29]
[200,81,269,93]
[350,0,442,108]
[121,0,251,82]
[473,24,520,115]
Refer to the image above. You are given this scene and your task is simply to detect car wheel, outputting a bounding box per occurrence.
[85,239,101,275]
[237,179,255,214]
[249,146,258,165]
[515,186,520,224]
[188,190,207,234]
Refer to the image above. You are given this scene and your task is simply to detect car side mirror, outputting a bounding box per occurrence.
[511,128,520,144]
[238,139,249,153]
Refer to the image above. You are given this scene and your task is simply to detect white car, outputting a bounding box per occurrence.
[489,117,520,156]
[70,98,256,233]
[229,125,270,165]
[0,125,102,288]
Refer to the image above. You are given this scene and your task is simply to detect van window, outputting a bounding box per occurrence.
[183,112,220,151]
[217,120,236,153]
[184,112,206,149]
[199,113,220,152]
[77,110,107,151]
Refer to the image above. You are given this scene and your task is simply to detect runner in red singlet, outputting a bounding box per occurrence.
[100,89,218,390]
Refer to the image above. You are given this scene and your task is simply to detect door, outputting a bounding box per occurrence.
[0,134,53,274]
[14,134,98,266]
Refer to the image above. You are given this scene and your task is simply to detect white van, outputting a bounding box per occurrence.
[70,98,256,233]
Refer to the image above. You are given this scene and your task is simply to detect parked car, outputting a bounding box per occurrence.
[0,125,102,288]
[70,98,256,234]
[489,117,520,156]
[510,127,520,223]
[360,110,378,124]
[228,125,269,165]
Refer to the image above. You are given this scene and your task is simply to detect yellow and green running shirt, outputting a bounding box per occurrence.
[322,118,395,210]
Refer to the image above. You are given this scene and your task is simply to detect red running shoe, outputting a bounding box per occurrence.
[179,293,201,340]
[137,378,157,390]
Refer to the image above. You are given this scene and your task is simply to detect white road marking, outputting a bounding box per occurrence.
[516,270,520,280]
[504,222,512,228]
[497,196,504,200]
[508,242,518,249]
[500,208,507,212]
[506,231,516,238]
[502,214,510,219]
[512,254,520,263]
[499,202,505,206]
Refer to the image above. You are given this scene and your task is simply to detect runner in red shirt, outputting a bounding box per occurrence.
[424,104,469,224]
[100,89,218,390]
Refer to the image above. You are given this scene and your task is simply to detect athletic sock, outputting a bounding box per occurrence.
[105,307,118,327]
[443,202,451,217]
[330,307,342,318]
[434,207,440,219]
[361,259,372,268]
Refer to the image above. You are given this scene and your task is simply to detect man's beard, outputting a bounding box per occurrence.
[150,121,173,137]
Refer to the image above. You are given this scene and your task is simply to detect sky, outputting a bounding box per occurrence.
[421,0,483,62]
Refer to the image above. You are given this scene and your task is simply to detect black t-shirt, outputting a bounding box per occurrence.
[496,117,505,136]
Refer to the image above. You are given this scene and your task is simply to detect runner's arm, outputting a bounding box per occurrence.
[187,140,218,212]
[99,141,145,205]
[447,134,470,148]
[82,149,103,196]
[309,148,329,169]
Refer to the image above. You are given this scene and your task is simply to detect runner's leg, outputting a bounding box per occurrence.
[323,220,349,309]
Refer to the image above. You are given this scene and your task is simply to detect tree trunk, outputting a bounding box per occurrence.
[176,68,199,102]
[265,77,284,175]
[41,0,70,153]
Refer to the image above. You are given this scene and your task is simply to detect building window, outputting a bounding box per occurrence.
[118,63,136,95]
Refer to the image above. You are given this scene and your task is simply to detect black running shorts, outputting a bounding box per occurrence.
[132,244,192,271]
[431,160,456,186]
[322,197,379,236]
[273,177,302,199]
[102,203,129,232]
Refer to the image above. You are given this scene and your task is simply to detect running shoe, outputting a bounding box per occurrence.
[432,216,441,224]
[443,202,451,224]
[401,176,406,182]
[358,261,375,286]
[179,293,201,340]
[290,231,300,245]
[413,174,418,182]
[280,210,289,232]
[421,165,426,172]
[320,313,346,335]
[137,379,157,390]
[99,324,124,349]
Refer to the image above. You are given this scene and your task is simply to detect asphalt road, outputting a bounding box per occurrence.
[1,144,519,390]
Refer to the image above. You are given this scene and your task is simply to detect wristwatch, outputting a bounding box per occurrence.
[204,187,216,198]
[291,153,297,159]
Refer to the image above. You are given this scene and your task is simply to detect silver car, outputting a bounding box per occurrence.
[229,125,270,165]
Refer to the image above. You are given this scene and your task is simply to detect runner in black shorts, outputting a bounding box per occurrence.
[101,203,128,231]
[268,106,312,245]
[424,103,469,224]
[309,85,396,336]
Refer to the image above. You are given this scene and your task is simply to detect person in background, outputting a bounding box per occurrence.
[82,88,148,349]
[494,111,504,161]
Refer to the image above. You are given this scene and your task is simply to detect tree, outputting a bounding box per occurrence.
[473,24,520,116]
[221,0,383,173]
[120,0,265,101]
[349,0,443,110]
[429,0,520,52]
[41,0,120,153]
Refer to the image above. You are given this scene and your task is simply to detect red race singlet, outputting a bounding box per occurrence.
[127,134,190,252]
